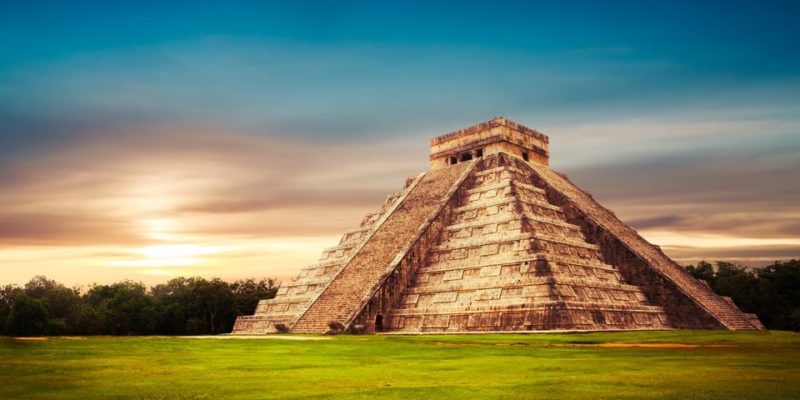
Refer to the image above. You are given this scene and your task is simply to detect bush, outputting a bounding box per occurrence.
[326,321,345,335]
[274,323,289,333]
[351,324,366,334]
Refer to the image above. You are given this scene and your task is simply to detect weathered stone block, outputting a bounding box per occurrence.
[233,118,762,335]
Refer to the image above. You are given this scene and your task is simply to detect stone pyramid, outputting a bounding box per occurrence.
[233,118,763,334]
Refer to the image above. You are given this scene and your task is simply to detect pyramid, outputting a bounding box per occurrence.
[232,118,764,334]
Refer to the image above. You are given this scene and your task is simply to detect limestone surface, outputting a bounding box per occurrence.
[233,117,763,334]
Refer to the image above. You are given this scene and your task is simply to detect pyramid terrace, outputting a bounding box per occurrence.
[233,117,763,334]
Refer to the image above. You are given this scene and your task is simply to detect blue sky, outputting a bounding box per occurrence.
[1,1,798,285]
[3,1,798,137]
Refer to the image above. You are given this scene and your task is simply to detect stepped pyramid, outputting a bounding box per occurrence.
[233,118,764,334]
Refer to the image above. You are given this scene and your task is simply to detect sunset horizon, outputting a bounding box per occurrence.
[2,1,799,287]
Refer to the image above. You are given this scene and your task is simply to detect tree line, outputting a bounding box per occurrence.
[0,276,278,336]
[1,259,798,336]
[685,259,800,330]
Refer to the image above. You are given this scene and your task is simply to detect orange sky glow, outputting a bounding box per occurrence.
[3,3,799,288]
[2,118,798,287]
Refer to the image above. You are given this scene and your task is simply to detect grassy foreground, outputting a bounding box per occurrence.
[1,331,799,399]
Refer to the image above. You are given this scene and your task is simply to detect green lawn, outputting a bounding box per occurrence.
[1,331,799,399]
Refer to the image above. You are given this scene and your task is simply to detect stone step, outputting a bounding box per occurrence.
[388,301,667,317]
[445,214,582,233]
[422,253,619,275]
[454,196,563,214]
[232,176,415,334]
[435,232,602,252]
[405,276,646,296]
[291,162,475,333]
[465,178,546,196]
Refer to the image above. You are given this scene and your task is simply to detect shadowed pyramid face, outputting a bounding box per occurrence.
[232,118,763,334]
[429,117,550,169]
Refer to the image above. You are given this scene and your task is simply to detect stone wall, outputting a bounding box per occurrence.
[429,117,549,169]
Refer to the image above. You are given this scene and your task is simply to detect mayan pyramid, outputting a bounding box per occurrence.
[232,117,764,334]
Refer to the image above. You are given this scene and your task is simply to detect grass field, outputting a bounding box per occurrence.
[1,331,799,399]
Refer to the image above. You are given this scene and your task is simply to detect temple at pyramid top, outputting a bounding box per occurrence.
[430,117,549,168]
[233,117,764,335]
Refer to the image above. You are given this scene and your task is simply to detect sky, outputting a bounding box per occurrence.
[1,1,799,286]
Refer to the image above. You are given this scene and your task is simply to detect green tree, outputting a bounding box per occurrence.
[713,262,760,308]
[23,276,82,334]
[685,259,800,330]
[151,277,193,334]
[758,260,800,307]
[0,274,281,335]
[77,303,110,335]
[0,284,22,335]
[756,260,800,328]
[194,278,233,334]
[231,278,279,316]
[686,261,715,284]
[106,281,155,335]
[6,294,50,336]
[84,281,155,335]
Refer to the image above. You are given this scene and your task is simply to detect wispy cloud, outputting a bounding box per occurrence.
[1,2,798,283]
[0,123,424,284]
[552,112,800,265]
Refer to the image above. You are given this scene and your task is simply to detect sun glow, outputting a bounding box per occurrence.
[139,244,224,259]
[107,243,227,269]
[143,219,179,241]
[104,219,231,270]
[108,257,199,268]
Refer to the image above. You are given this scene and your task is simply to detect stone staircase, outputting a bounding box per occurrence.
[386,157,670,332]
[231,185,408,334]
[291,162,474,333]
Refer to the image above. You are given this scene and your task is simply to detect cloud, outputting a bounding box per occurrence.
[178,187,394,214]
[1,111,799,285]
[4,36,798,149]
[0,212,142,246]
[556,120,800,239]
[0,36,798,285]
[0,122,423,247]
[627,215,684,230]
[1,2,798,286]
[0,120,431,285]
[545,111,800,168]
[665,244,800,267]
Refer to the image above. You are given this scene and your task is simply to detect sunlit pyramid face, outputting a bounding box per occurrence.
[233,118,764,334]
